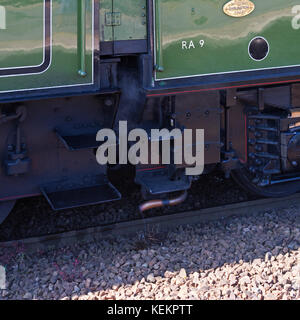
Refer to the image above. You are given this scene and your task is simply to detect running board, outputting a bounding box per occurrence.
[135,168,191,195]
[41,177,121,210]
[55,129,101,150]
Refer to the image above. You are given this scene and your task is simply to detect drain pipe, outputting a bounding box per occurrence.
[139,191,188,213]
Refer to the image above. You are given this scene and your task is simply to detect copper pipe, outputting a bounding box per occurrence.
[139,191,188,213]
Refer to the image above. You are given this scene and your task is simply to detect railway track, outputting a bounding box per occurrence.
[1,193,300,254]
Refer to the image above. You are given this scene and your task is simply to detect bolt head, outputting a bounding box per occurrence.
[292,161,298,167]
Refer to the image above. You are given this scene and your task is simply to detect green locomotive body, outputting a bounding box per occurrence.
[154,0,300,80]
[0,0,94,93]
[1,0,300,223]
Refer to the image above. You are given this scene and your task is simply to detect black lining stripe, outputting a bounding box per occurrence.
[0,0,51,77]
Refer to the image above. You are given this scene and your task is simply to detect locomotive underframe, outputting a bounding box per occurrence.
[1,0,300,221]
[0,91,120,207]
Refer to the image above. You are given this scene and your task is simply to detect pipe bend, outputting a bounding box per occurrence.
[139,190,188,213]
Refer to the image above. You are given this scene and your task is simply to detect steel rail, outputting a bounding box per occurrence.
[1,194,300,254]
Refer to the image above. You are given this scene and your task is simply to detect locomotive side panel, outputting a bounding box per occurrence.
[153,0,300,81]
[0,0,97,98]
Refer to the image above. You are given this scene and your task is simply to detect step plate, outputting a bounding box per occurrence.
[135,168,191,195]
[41,182,121,211]
[55,130,100,150]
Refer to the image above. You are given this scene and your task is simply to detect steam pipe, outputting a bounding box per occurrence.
[139,191,188,213]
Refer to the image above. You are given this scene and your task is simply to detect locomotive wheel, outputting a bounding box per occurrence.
[0,200,16,225]
[231,168,300,198]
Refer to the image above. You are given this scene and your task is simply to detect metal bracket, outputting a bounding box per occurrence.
[2,106,31,176]
[258,88,265,111]
[105,12,121,26]
[221,150,241,178]
[0,105,27,124]
[226,88,237,107]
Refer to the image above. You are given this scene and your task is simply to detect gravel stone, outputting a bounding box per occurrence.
[1,202,300,300]
[179,268,187,279]
[239,276,251,285]
[23,292,32,300]
[85,278,91,289]
[132,254,140,261]
[146,274,155,283]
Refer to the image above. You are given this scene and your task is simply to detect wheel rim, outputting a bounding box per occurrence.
[231,168,300,198]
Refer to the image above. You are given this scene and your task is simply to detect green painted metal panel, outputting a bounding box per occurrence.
[99,0,113,41]
[0,0,95,94]
[154,0,300,80]
[99,0,147,41]
[113,0,147,41]
[0,2,44,69]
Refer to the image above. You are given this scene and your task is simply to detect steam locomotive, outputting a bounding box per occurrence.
[1,0,300,224]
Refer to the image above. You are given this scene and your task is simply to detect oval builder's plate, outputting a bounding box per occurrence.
[223,0,255,18]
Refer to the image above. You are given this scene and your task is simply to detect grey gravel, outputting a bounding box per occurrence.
[1,204,300,300]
